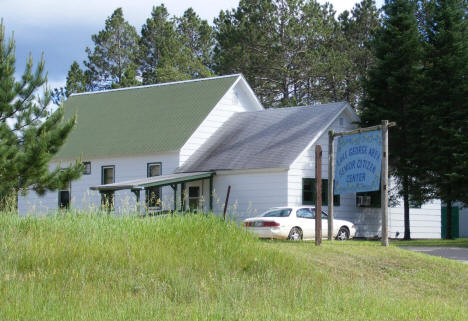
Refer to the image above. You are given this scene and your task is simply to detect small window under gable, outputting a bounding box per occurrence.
[101,166,115,184]
[83,161,91,175]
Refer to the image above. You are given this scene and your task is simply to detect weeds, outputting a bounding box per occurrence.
[0,213,467,320]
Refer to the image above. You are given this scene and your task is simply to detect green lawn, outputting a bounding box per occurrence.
[391,238,468,248]
[1,213,467,320]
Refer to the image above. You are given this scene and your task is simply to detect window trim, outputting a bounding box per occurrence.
[101,165,115,185]
[147,162,162,178]
[83,161,91,175]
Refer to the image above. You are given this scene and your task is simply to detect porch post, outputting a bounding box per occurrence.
[131,189,142,215]
[209,175,213,212]
[181,182,186,212]
[170,184,177,213]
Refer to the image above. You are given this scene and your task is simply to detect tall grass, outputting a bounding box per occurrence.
[0,213,467,320]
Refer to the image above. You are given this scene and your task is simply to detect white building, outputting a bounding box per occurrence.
[18,74,441,238]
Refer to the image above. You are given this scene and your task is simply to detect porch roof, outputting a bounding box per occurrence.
[90,171,214,192]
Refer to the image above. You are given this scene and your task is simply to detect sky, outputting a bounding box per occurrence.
[1,0,384,90]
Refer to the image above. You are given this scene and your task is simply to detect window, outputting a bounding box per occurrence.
[101,166,115,212]
[146,162,162,208]
[356,190,381,208]
[101,166,115,184]
[83,161,91,175]
[147,163,161,177]
[316,210,328,219]
[58,170,71,209]
[302,178,340,206]
[261,208,292,217]
[296,208,314,219]
[188,186,200,212]
[58,190,70,209]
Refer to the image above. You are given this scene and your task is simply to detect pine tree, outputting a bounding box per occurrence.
[139,5,212,84]
[360,0,428,240]
[65,61,87,95]
[51,61,88,104]
[305,2,352,106]
[85,8,140,89]
[421,0,468,238]
[176,8,214,69]
[0,22,82,210]
[339,0,381,110]
[214,0,345,107]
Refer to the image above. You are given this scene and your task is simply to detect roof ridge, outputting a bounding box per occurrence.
[241,101,348,114]
[70,74,241,97]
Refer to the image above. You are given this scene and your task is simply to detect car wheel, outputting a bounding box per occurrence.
[288,227,303,241]
[336,227,350,241]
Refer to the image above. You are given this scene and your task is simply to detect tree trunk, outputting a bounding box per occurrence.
[446,200,453,239]
[403,175,411,240]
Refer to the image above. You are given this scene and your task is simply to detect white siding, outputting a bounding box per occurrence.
[18,152,179,216]
[287,110,383,237]
[287,110,441,238]
[179,79,263,165]
[389,199,441,239]
[459,204,468,237]
[211,169,288,221]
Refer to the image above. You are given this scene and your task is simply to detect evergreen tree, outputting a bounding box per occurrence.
[0,22,82,210]
[339,0,381,109]
[421,0,468,238]
[306,3,352,106]
[51,61,88,104]
[65,61,87,95]
[360,0,427,240]
[139,5,212,84]
[176,8,214,69]
[51,87,67,105]
[214,0,345,107]
[85,8,140,89]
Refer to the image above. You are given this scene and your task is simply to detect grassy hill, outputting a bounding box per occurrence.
[0,213,467,320]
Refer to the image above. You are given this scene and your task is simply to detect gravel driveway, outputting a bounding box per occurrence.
[401,246,468,264]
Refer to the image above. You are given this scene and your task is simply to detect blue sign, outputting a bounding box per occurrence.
[334,130,382,195]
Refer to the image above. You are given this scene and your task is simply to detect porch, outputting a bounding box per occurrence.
[90,171,215,214]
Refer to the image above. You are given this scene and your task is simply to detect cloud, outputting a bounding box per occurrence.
[2,0,384,87]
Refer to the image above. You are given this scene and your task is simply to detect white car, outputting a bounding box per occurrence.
[243,207,356,241]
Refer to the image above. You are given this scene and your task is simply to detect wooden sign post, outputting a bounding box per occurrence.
[315,145,322,246]
[223,185,231,221]
[328,121,395,246]
[328,130,335,241]
[381,120,389,246]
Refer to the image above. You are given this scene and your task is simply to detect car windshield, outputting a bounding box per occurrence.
[261,208,292,217]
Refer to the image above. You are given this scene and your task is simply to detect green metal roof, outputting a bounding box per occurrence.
[54,75,239,160]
